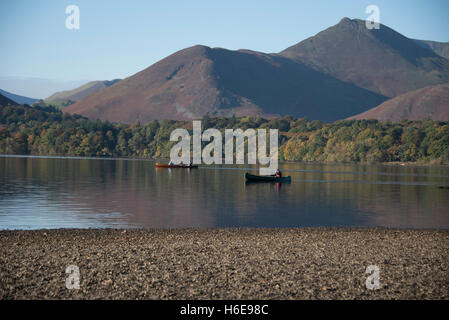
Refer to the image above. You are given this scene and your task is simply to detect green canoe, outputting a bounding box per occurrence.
[245,172,291,182]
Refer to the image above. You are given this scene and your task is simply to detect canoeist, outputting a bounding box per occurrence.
[275,169,282,178]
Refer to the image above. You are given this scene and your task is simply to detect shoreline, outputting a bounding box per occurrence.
[1,154,448,168]
[1,228,448,300]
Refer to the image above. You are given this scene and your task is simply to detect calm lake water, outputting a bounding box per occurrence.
[0,156,448,229]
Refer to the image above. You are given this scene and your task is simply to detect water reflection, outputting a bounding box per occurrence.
[0,156,448,229]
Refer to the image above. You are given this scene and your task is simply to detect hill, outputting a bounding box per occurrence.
[65,45,386,123]
[0,93,17,106]
[0,89,38,105]
[0,76,88,100]
[413,39,449,59]
[348,83,449,121]
[45,79,121,107]
[64,18,449,123]
[280,18,449,98]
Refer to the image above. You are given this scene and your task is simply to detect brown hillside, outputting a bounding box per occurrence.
[280,18,449,98]
[414,39,449,59]
[65,45,386,123]
[66,45,249,123]
[46,79,121,103]
[348,83,449,121]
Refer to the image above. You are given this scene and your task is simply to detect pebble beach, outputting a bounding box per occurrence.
[1,228,448,300]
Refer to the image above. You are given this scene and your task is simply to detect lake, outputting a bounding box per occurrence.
[0,155,448,229]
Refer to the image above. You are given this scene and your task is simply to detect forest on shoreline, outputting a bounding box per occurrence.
[1,104,448,165]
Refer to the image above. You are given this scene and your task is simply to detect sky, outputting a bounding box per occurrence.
[0,0,448,85]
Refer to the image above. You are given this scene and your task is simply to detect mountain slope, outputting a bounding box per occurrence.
[0,76,88,100]
[45,79,121,107]
[348,83,449,121]
[413,39,449,59]
[65,45,386,123]
[0,93,17,106]
[0,89,38,105]
[280,18,449,98]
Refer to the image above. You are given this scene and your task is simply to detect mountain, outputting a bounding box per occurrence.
[45,79,121,107]
[280,18,449,98]
[0,89,38,105]
[413,39,449,59]
[348,83,449,121]
[65,45,386,123]
[0,93,17,106]
[0,76,88,99]
[65,18,449,124]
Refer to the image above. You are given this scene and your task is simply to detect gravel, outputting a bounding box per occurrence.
[0,228,448,299]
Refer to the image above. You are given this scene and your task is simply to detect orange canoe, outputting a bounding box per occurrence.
[155,163,198,168]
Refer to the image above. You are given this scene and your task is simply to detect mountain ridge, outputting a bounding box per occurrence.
[413,39,449,59]
[65,44,387,123]
[0,89,38,105]
[0,93,17,106]
[348,83,449,121]
[45,79,121,108]
[65,18,449,123]
[280,18,449,98]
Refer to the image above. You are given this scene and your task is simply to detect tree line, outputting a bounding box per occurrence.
[1,104,448,164]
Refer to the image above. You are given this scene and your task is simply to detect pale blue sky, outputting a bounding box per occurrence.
[1,0,448,82]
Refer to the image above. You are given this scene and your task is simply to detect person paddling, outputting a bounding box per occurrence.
[275,169,282,178]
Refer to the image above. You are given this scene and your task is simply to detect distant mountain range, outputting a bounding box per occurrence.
[0,76,89,99]
[65,45,387,123]
[63,18,449,123]
[45,79,121,108]
[0,89,38,105]
[348,83,449,121]
[1,18,445,124]
[0,79,121,109]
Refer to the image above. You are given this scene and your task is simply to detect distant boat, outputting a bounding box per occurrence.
[245,172,291,182]
[155,163,198,169]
